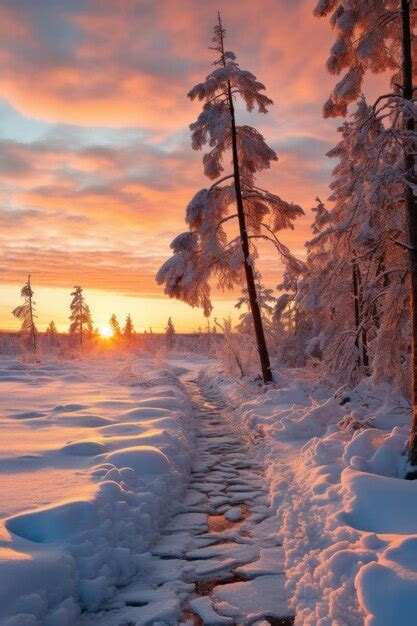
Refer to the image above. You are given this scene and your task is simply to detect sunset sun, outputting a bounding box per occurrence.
[99,324,113,339]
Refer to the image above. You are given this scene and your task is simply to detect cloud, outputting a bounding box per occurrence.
[0,246,163,294]
[0,0,339,128]
[0,119,331,301]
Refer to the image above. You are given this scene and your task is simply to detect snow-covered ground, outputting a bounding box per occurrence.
[202,365,416,626]
[0,354,198,625]
[3,353,416,625]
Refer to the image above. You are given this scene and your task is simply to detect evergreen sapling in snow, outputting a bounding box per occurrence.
[123,314,134,342]
[45,320,59,346]
[12,275,38,356]
[165,317,176,350]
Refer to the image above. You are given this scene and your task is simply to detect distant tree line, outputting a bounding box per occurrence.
[11,278,192,359]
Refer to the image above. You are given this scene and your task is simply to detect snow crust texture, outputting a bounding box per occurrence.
[0,356,195,625]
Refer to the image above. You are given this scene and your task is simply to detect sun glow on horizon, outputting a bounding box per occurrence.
[99,324,114,339]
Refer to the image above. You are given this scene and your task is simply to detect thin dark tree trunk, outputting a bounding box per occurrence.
[228,90,273,383]
[292,284,299,335]
[401,0,417,465]
[234,352,245,378]
[372,256,387,330]
[218,14,272,384]
[79,301,83,349]
[356,264,370,373]
[361,325,370,372]
[28,275,37,354]
[352,261,362,368]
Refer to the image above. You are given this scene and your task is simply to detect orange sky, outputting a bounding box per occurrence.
[0,0,386,332]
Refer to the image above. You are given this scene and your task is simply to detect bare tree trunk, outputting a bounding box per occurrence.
[401,0,417,466]
[356,264,370,373]
[28,275,37,355]
[79,302,83,349]
[352,261,362,369]
[372,256,387,330]
[217,14,272,384]
[228,89,273,383]
[361,325,370,373]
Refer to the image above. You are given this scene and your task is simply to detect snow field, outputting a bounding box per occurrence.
[0,356,195,625]
[202,365,417,626]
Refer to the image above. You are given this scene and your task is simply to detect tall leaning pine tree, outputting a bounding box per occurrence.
[314,0,417,464]
[12,275,38,356]
[157,14,303,383]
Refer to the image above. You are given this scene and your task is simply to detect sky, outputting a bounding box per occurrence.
[0,0,383,332]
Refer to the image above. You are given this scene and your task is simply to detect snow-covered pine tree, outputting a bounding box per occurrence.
[123,314,134,342]
[157,14,303,384]
[314,1,416,118]
[275,198,329,368]
[295,198,332,355]
[289,99,406,384]
[109,314,121,339]
[341,99,408,390]
[363,118,408,392]
[46,320,57,334]
[12,275,38,356]
[233,276,278,373]
[315,101,379,382]
[235,275,276,336]
[165,317,176,350]
[69,286,92,349]
[315,0,417,464]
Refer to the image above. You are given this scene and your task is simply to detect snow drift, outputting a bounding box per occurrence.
[0,355,195,625]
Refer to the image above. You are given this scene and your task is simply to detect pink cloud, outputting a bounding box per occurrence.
[0,1,338,128]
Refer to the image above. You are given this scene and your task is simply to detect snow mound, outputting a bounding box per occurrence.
[342,468,417,534]
[6,499,97,543]
[106,445,171,475]
[357,557,417,626]
[60,441,107,456]
[120,406,176,421]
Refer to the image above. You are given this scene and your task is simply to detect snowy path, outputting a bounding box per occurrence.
[175,376,294,625]
[81,373,294,625]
